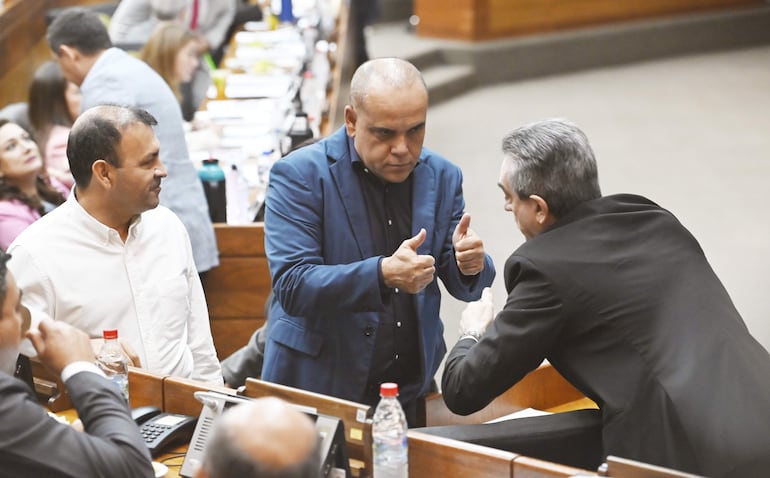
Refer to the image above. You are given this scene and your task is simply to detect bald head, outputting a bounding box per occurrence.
[349,58,427,111]
[198,397,320,478]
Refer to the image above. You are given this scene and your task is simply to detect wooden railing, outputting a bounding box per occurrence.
[414,0,764,41]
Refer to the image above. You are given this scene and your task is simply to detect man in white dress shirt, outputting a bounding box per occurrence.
[8,104,223,385]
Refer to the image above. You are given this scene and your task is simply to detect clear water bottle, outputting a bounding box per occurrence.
[96,329,129,401]
[372,382,408,478]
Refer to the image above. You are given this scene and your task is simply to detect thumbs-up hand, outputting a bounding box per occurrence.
[459,287,495,341]
[452,213,486,276]
[381,228,436,294]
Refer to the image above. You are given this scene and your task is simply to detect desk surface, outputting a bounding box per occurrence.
[53,408,187,477]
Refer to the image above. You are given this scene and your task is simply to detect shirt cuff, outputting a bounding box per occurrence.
[459,334,480,343]
[61,361,106,383]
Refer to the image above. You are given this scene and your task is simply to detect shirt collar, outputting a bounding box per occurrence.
[66,192,144,246]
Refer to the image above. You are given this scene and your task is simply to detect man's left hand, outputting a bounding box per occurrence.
[452,213,486,276]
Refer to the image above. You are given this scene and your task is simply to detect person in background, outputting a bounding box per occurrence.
[110,0,238,119]
[0,119,69,251]
[434,118,770,476]
[261,58,495,425]
[27,60,80,188]
[140,21,222,153]
[194,397,319,478]
[8,104,223,385]
[140,21,200,107]
[0,249,155,478]
[47,7,219,274]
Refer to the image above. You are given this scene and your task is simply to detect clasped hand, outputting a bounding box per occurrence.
[381,228,436,294]
[460,287,495,338]
[452,213,486,276]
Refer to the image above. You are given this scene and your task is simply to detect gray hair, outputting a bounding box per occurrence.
[501,118,601,218]
[349,58,427,109]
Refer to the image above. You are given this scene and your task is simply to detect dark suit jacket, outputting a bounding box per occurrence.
[442,194,770,477]
[0,370,154,478]
[262,127,496,405]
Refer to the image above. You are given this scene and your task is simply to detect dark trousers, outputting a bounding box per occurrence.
[415,408,604,471]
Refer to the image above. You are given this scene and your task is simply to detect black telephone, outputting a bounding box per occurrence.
[131,406,198,457]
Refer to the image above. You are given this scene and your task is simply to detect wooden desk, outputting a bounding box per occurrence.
[424,361,597,427]
[49,368,601,478]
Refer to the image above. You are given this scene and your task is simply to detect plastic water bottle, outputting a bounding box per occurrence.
[198,158,227,223]
[96,329,129,401]
[372,382,408,477]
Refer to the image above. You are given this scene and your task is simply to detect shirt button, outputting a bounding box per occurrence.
[387,219,392,226]
[395,354,399,360]
[394,288,399,294]
[364,326,374,337]
[396,322,402,328]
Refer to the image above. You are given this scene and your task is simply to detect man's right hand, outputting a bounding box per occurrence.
[27,319,96,377]
[381,228,436,294]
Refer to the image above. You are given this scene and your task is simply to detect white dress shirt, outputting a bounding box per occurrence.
[8,194,223,385]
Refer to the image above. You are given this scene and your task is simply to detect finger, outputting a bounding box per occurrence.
[71,419,84,433]
[26,329,45,355]
[402,228,427,251]
[454,213,471,239]
[481,287,493,304]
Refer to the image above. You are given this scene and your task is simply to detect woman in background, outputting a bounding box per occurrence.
[0,119,68,250]
[28,60,80,188]
[140,21,200,110]
[141,21,221,152]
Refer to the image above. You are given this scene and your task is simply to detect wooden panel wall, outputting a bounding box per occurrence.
[415,0,763,41]
[202,224,270,361]
[0,0,113,107]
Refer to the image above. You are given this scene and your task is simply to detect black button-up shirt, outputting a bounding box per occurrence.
[350,140,422,402]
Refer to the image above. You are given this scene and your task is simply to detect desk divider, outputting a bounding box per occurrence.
[127,367,165,410]
[241,378,373,476]
[162,376,235,418]
[407,430,517,477]
[513,455,594,478]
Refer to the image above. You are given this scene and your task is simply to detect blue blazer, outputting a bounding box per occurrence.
[262,127,496,404]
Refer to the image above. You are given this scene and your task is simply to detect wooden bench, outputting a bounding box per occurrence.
[202,223,270,361]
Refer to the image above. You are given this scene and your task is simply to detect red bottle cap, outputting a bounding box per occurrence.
[102,329,118,340]
[380,382,399,397]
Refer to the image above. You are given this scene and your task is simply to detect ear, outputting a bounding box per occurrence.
[343,105,357,138]
[530,195,554,226]
[58,45,78,62]
[91,160,114,188]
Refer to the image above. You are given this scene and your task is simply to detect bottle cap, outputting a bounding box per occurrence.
[102,329,118,340]
[202,158,220,165]
[379,382,399,397]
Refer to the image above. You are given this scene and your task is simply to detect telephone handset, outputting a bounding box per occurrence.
[131,405,197,457]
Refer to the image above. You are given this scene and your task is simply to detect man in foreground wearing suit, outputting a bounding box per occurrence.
[0,250,154,478]
[433,119,770,476]
[261,58,496,424]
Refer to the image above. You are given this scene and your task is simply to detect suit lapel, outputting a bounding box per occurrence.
[328,130,374,258]
[411,157,437,256]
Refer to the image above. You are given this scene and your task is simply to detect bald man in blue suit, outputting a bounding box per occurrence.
[261,59,495,424]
